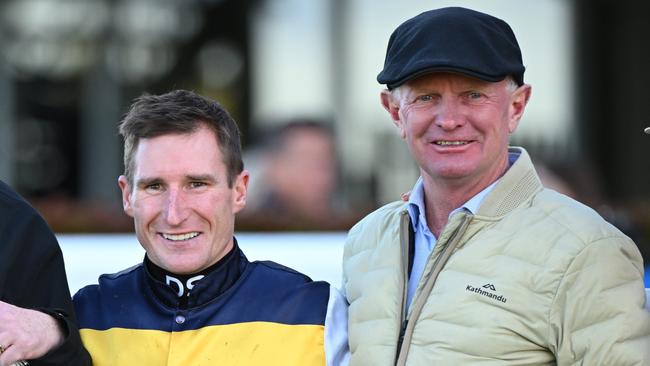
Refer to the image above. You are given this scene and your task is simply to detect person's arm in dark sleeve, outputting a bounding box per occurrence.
[0,200,91,366]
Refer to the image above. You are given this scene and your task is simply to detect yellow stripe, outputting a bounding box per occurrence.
[81,322,325,366]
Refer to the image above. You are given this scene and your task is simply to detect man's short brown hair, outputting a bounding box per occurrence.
[119,90,244,187]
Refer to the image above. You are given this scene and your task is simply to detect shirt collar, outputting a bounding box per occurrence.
[406,178,427,232]
[144,238,246,309]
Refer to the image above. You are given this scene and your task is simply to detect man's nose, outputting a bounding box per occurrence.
[164,189,189,225]
[434,99,464,130]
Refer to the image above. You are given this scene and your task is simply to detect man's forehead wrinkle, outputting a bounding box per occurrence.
[407,74,494,91]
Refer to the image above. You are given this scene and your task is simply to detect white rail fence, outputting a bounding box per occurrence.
[58,232,346,294]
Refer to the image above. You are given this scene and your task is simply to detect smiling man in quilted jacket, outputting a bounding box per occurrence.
[342,7,650,365]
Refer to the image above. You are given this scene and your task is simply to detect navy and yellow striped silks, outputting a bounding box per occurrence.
[74,257,330,366]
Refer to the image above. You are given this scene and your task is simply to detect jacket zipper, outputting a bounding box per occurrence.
[394,211,411,363]
[394,213,472,366]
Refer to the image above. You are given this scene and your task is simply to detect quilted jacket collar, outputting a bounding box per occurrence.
[476,146,543,218]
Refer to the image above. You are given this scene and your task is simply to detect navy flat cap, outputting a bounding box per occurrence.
[377,7,525,89]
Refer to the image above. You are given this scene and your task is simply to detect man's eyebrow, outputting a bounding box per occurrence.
[186,174,218,183]
[409,84,437,93]
[135,177,162,187]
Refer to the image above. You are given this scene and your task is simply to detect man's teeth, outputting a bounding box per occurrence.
[435,141,468,146]
[162,232,199,241]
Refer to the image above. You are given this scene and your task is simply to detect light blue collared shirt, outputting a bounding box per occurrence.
[405,150,520,309]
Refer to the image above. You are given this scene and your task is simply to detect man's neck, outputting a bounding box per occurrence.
[423,184,469,237]
[146,244,237,298]
[421,164,508,237]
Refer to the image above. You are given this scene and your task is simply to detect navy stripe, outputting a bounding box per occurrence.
[73,260,330,332]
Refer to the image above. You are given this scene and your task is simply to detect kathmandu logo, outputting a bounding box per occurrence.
[465,283,507,303]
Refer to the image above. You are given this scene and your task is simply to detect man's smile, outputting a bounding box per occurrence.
[433,140,471,146]
[161,232,201,241]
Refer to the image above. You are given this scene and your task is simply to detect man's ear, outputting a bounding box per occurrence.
[232,170,249,214]
[118,175,134,217]
[380,89,406,139]
[507,84,532,134]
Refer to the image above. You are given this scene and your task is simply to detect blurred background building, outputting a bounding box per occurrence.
[0,0,649,264]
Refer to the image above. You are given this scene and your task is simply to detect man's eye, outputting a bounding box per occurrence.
[467,91,483,99]
[190,182,206,189]
[145,183,161,191]
[417,95,433,102]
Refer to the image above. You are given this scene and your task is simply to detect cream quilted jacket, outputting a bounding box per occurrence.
[342,147,650,366]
